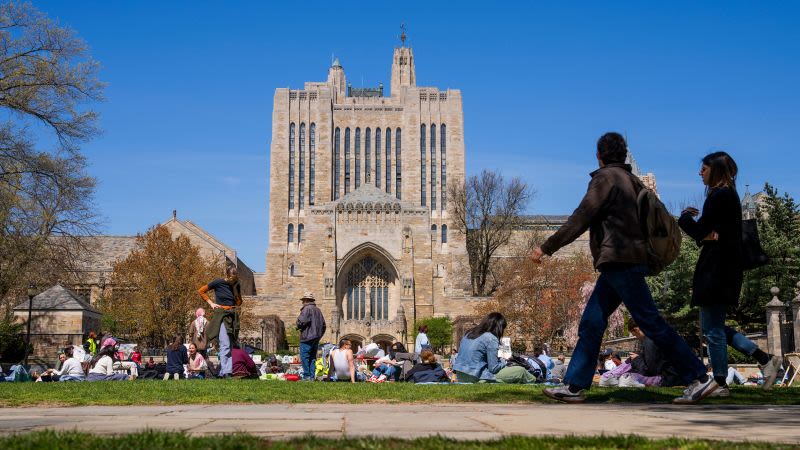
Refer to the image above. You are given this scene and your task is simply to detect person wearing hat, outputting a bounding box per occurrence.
[296,291,326,381]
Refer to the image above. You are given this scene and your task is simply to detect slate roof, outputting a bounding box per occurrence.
[14,284,101,313]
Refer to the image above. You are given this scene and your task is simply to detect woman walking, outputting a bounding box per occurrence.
[198,266,242,378]
[679,151,782,393]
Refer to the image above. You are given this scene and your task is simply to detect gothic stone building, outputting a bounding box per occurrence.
[255,44,473,350]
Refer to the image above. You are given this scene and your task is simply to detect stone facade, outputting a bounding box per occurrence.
[258,44,473,349]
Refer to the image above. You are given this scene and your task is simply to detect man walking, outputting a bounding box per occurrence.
[532,132,717,404]
[296,291,326,381]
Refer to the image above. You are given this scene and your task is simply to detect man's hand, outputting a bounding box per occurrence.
[530,246,545,263]
[682,207,699,217]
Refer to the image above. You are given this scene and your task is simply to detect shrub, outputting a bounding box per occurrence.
[0,315,28,363]
[414,317,453,354]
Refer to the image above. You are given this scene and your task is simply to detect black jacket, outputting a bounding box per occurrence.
[631,336,681,387]
[407,362,448,383]
[678,187,743,306]
[296,302,326,342]
[541,164,648,269]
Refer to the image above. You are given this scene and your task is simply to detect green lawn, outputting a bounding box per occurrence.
[1,380,798,407]
[0,431,792,450]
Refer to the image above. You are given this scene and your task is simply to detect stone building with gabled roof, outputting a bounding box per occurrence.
[13,284,102,361]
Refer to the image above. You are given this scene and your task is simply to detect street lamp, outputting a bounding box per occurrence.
[24,284,36,367]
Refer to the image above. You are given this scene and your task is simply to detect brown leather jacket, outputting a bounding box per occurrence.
[541,163,648,269]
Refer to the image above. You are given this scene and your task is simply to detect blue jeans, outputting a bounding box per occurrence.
[700,305,758,380]
[218,322,232,376]
[372,364,396,379]
[564,265,706,390]
[299,339,320,380]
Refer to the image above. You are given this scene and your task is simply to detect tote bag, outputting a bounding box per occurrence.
[741,218,769,270]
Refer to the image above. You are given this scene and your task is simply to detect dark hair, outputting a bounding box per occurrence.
[90,344,117,368]
[532,345,543,356]
[701,151,737,193]
[466,312,507,340]
[338,339,351,349]
[389,342,407,358]
[418,325,428,333]
[63,346,73,358]
[168,334,184,351]
[628,318,639,333]
[597,132,628,165]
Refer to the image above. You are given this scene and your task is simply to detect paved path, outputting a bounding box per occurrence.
[1,403,798,443]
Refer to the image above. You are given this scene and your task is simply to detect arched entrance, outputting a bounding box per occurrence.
[341,334,365,352]
[344,256,393,321]
[371,334,395,354]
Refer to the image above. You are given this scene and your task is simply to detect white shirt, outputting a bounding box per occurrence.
[53,358,85,378]
[415,332,430,354]
[88,355,115,375]
[604,359,617,371]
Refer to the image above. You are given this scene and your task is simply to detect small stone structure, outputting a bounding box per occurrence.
[13,285,101,363]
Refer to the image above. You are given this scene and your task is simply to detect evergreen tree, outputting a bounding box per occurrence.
[737,183,800,330]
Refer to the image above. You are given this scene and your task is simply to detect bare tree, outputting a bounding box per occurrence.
[449,170,532,296]
[0,2,103,309]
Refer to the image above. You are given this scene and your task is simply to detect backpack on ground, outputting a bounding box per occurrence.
[631,175,682,276]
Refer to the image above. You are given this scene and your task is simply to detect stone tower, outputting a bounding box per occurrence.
[390,47,416,97]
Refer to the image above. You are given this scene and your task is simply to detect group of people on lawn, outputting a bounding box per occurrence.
[3,133,784,404]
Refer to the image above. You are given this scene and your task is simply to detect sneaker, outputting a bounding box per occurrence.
[367,375,378,383]
[760,355,782,391]
[672,378,718,404]
[618,373,645,388]
[598,375,619,387]
[710,386,730,397]
[128,374,137,381]
[542,385,586,404]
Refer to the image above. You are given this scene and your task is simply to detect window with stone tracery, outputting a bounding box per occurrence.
[309,123,316,205]
[299,123,305,209]
[289,123,295,210]
[365,128,371,183]
[346,256,390,320]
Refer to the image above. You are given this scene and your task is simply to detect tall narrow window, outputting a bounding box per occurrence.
[440,124,446,210]
[289,123,295,210]
[288,224,294,243]
[333,127,340,200]
[344,127,351,194]
[431,224,437,240]
[309,123,316,205]
[365,128,371,183]
[355,128,361,189]
[420,124,426,206]
[375,128,381,188]
[298,224,304,242]
[441,224,448,243]
[395,128,402,200]
[299,123,305,209]
[385,127,391,194]
[430,124,437,210]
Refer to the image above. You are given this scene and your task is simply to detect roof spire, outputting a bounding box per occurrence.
[399,23,407,47]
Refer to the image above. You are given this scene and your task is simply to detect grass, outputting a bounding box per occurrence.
[0,380,799,407]
[0,431,793,450]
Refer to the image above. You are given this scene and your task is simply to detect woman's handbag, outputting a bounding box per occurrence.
[741,219,769,270]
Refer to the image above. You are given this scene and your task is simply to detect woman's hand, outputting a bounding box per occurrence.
[208,302,221,310]
[682,207,699,217]
[702,231,719,241]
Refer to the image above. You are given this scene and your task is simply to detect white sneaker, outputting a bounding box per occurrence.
[760,355,782,391]
[599,375,619,387]
[618,373,645,388]
[673,378,718,404]
[710,387,730,397]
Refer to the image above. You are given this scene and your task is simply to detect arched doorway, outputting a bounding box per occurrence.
[340,334,365,352]
[371,334,395,354]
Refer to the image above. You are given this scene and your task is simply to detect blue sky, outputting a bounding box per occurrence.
[34,1,800,272]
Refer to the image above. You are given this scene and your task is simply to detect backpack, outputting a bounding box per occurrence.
[631,175,682,276]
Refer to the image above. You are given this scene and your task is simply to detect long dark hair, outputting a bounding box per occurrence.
[702,151,737,195]
[90,344,117,368]
[168,334,184,351]
[466,312,507,340]
[389,342,407,359]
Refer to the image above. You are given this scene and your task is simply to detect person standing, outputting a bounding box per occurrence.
[198,266,242,378]
[415,325,430,354]
[678,151,782,392]
[532,132,716,404]
[188,308,209,358]
[296,291,326,381]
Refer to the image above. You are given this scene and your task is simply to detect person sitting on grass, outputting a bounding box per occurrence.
[88,344,133,381]
[231,346,258,378]
[36,353,66,382]
[164,335,189,380]
[130,346,142,367]
[327,339,365,382]
[551,355,567,382]
[407,349,449,383]
[43,347,85,382]
[452,312,536,384]
[369,356,397,383]
[186,343,208,379]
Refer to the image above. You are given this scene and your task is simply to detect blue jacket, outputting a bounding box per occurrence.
[452,332,506,381]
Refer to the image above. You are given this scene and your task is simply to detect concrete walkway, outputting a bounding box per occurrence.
[1,403,798,443]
